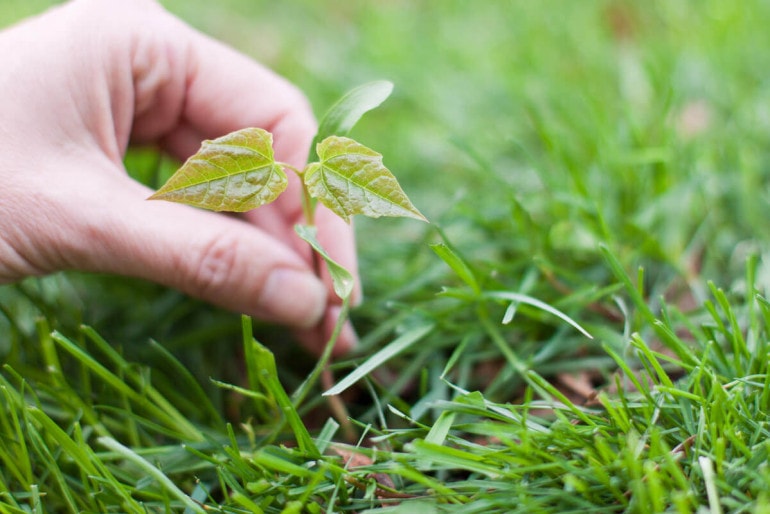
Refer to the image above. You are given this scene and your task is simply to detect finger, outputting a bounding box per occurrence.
[127,9,316,169]
[40,164,329,331]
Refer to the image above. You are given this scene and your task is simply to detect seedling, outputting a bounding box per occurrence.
[148,80,426,338]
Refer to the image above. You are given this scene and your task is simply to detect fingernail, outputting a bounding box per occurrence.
[258,268,326,328]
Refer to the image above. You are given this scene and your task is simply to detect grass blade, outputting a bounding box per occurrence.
[98,436,206,514]
[251,339,320,457]
[430,243,480,295]
[483,291,593,339]
[324,323,434,396]
[59,328,203,442]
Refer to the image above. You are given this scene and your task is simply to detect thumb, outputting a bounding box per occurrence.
[55,172,328,329]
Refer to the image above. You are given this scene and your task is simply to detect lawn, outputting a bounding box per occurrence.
[2,0,770,512]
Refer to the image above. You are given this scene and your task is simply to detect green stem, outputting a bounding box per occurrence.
[301,180,316,228]
[292,296,351,408]
[280,163,321,276]
[279,162,316,226]
[278,160,350,409]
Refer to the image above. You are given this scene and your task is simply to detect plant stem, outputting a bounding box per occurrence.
[301,180,316,228]
[279,163,354,437]
[292,296,351,408]
[280,162,316,227]
[280,162,321,279]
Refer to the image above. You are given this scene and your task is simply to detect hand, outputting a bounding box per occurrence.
[0,0,360,354]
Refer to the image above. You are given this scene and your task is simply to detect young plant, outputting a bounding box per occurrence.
[148,80,426,338]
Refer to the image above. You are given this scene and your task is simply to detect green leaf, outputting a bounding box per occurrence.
[425,411,456,446]
[310,80,394,161]
[323,322,434,396]
[98,437,207,514]
[251,339,320,458]
[148,127,287,212]
[294,224,354,299]
[482,291,594,339]
[304,136,427,223]
[430,243,480,295]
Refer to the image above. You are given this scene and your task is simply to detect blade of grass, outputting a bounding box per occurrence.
[483,291,593,339]
[98,436,206,514]
[430,242,481,295]
[292,296,350,407]
[316,418,339,454]
[425,411,455,446]
[147,338,224,425]
[0,381,32,487]
[698,456,724,514]
[251,340,320,457]
[323,323,434,396]
[707,282,750,371]
[26,409,143,511]
[241,315,261,393]
[407,439,504,478]
[53,330,203,442]
[600,244,657,324]
[22,413,80,513]
[81,326,204,435]
[525,370,598,426]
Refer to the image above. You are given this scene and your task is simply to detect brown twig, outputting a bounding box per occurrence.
[322,367,357,443]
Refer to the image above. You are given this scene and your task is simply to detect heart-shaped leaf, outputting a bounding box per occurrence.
[309,80,394,161]
[304,136,427,223]
[148,127,287,212]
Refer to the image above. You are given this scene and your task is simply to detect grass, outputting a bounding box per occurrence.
[3,0,770,511]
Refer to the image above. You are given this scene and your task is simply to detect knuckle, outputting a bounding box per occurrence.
[0,241,37,284]
[188,231,244,298]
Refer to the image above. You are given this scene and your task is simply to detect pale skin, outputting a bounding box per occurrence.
[0,0,360,354]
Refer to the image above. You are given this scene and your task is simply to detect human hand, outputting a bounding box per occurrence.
[0,0,360,354]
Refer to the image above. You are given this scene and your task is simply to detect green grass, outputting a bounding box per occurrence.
[3,0,770,511]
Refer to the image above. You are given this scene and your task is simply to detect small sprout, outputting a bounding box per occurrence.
[149,130,425,224]
[149,82,427,303]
